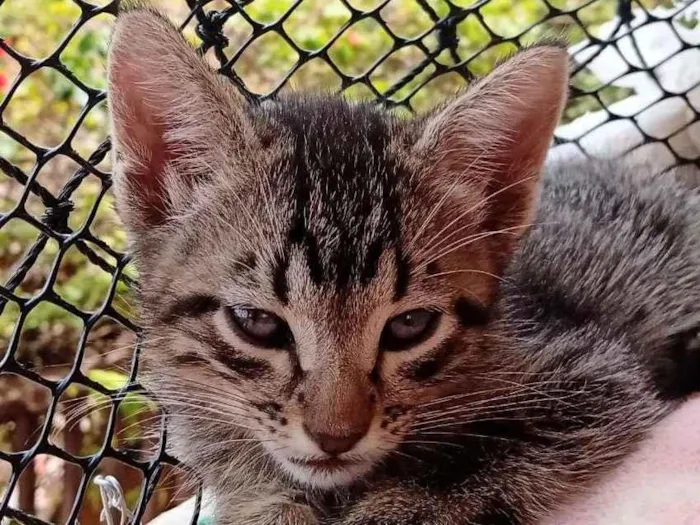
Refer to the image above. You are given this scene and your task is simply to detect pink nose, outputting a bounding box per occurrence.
[304,426,366,455]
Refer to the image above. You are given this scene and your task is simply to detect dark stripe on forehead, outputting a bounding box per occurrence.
[273,252,290,304]
[394,247,410,300]
[361,238,384,284]
[379,145,408,299]
[261,95,407,292]
[289,220,324,285]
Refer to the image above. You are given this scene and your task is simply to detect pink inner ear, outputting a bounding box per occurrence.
[111,59,174,226]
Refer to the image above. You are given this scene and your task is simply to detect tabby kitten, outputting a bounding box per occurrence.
[107,6,700,525]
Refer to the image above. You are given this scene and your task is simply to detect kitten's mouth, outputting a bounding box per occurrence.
[289,456,355,472]
[277,452,375,488]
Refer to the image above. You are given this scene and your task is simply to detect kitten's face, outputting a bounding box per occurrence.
[108,10,567,490]
[129,98,500,488]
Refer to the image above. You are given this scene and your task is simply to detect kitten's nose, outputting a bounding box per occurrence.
[304,426,366,455]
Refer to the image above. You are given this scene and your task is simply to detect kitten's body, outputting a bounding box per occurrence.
[106,7,700,525]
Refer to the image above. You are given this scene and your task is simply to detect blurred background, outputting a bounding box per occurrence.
[0,0,698,523]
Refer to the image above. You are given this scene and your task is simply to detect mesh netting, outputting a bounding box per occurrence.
[0,0,698,523]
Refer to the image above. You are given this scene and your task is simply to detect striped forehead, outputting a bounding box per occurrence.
[256,97,410,300]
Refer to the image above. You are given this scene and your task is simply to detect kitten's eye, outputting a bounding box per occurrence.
[381,309,440,351]
[225,307,292,348]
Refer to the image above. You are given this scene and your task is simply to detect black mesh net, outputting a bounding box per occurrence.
[0,0,698,523]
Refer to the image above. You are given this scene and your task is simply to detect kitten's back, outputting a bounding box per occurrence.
[506,159,700,398]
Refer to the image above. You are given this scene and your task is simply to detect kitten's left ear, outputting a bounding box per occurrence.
[108,7,252,234]
[414,44,569,266]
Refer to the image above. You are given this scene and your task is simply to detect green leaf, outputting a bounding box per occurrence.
[88,369,129,391]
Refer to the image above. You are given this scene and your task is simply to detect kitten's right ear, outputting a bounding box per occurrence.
[108,7,249,232]
[412,45,569,277]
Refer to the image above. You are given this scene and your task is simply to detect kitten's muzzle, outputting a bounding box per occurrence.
[303,426,367,455]
[301,367,376,455]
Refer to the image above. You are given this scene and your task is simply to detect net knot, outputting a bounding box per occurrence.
[42,200,74,233]
[617,0,634,25]
[438,16,460,53]
[196,10,229,50]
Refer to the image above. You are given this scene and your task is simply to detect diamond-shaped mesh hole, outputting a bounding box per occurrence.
[619,20,684,69]
[0,300,22,347]
[112,394,163,462]
[454,14,491,63]
[480,0,550,39]
[33,155,83,201]
[52,245,114,314]
[0,132,36,174]
[370,45,430,95]
[674,9,700,45]
[343,82,377,101]
[329,18,394,77]
[637,96,695,139]
[0,1,82,61]
[381,0,438,39]
[2,67,87,149]
[579,43,632,86]
[577,0,619,34]
[285,58,344,92]
[6,236,59,302]
[53,384,111,458]
[283,0,352,51]
[0,372,50,453]
[59,13,113,92]
[234,32,300,95]
[219,13,255,60]
[655,48,700,94]
[17,453,84,524]
[80,316,137,378]
[16,302,82,377]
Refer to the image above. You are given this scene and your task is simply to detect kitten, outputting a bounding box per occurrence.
[107,6,700,525]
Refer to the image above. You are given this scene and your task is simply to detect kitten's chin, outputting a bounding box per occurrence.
[275,455,374,489]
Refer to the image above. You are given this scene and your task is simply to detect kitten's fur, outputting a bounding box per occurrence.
[107,6,700,525]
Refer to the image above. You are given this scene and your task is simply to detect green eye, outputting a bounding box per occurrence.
[225,307,292,348]
[381,309,440,351]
